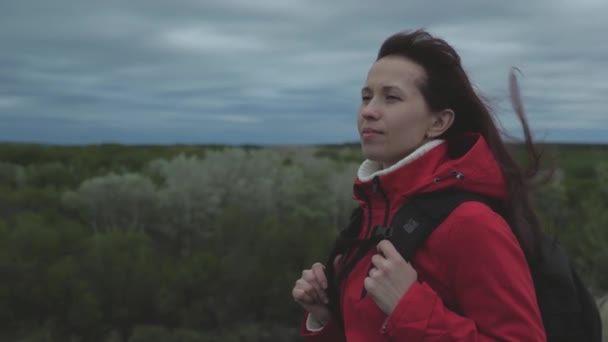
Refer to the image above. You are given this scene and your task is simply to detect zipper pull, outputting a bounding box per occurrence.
[452,170,465,180]
[381,317,389,334]
[434,170,465,184]
[373,176,380,192]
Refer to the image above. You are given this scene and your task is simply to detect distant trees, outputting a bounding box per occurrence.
[63,173,157,233]
[62,149,359,256]
[0,161,26,190]
[0,144,607,341]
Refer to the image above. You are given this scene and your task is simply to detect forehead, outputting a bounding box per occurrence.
[364,56,426,90]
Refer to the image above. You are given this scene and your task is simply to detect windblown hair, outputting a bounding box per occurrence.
[372,29,544,261]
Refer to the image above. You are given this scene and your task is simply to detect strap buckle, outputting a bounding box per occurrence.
[372,225,393,239]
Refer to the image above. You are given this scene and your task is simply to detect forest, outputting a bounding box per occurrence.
[0,141,607,341]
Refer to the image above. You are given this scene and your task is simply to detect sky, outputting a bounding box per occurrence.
[0,0,607,145]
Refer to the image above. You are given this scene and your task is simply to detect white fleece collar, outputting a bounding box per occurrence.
[357,139,446,182]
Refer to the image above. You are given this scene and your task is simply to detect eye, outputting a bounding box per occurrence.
[386,95,401,101]
[361,95,372,102]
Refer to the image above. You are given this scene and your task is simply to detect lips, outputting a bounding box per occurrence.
[361,128,383,134]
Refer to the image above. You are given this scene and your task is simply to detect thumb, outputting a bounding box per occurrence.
[333,254,344,273]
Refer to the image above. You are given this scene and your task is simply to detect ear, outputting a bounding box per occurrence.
[426,109,455,138]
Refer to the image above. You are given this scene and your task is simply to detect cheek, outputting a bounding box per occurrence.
[391,108,429,133]
[385,113,427,148]
[357,113,364,129]
[386,112,413,136]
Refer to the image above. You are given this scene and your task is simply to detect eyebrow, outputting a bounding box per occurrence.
[361,85,403,93]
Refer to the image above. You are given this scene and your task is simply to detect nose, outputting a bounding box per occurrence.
[360,103,381,120]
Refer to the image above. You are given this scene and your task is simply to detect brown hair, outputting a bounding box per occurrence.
[376,29,544,261]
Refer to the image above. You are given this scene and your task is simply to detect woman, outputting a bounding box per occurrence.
[291,29,547,341]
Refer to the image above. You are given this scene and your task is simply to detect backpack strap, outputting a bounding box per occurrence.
[363,189,603,341]
[360,189,500,299]
[373,189,501,262]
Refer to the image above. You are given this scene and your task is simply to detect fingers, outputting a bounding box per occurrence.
[363,276,376,294]
[293,259,342,309]
[310,267,329,304]
[371,253,388,270]
[292,287,315,305]
[368,266,380,278]
[298,265,329,305]
[376,240,400,259]
[301,270,323,303]
[294,278,320,304]
[312,262,328,290]
[333,254,343,273]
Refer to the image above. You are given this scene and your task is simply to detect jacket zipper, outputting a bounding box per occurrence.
[366,176,390,237]
[355,186,372,238]
[361,176,391,299]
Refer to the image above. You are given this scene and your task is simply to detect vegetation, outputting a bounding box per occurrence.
[0,141,607,341]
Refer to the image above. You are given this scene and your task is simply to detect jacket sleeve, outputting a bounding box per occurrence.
[299,312,346,341]
[381,202,547,341]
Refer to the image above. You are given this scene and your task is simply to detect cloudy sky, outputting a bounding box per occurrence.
[1,0,606,145]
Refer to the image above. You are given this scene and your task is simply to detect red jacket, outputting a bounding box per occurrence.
[300,133,546,341]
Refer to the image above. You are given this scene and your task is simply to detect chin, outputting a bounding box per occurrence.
[361,145,384,163]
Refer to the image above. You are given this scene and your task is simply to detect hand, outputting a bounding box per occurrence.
[292,256,342,326]
[364,240,417,315]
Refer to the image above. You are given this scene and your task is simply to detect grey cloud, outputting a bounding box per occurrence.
[0,0,606,144]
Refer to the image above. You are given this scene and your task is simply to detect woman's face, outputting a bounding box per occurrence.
[358,55,437,168]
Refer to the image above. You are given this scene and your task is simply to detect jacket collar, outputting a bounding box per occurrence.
[356,139,446,182]
[353,133,507,205]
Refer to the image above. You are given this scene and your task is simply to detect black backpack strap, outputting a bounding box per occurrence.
[360,189,500,299]
[325,206,373,328]
[373,189,500,262]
